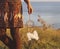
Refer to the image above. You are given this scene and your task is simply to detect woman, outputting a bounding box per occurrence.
[0,0,33,49]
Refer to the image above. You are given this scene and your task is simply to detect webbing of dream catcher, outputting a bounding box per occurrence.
[26,14,34,32]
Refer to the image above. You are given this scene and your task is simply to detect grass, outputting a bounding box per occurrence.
[0,27,60,49]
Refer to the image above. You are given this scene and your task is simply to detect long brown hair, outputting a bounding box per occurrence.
[0,0,9,13]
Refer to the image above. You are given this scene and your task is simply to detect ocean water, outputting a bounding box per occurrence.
[22,2,60,29]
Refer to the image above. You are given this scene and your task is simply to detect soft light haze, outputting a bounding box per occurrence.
[22,0,60,2]
[22,2,60,29]
[30,0,60,2]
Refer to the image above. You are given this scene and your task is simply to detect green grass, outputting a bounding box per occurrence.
[0,27,60,49]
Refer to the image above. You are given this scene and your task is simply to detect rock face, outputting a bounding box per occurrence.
[27,30,39,41]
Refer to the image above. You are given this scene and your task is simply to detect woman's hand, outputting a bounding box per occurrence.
[27,3,33,14]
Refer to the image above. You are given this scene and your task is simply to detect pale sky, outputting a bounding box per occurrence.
[30,0,60,2]
[22,0,60,2]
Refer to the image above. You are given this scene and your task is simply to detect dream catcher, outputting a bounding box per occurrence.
[26,14,34,32]
[26,14,39,41]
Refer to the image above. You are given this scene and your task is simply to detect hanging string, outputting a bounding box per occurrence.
[28,14,30,21]
[27,14,30,32]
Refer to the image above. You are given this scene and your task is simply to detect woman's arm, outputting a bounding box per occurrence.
[24,0,30,5]
[24,0,33,14]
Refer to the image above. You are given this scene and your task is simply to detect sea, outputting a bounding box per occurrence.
[22,2,60,29]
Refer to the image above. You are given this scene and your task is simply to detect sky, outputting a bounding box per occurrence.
[22,0,60,2]
[22,2,60,29]
[30,0,60,2]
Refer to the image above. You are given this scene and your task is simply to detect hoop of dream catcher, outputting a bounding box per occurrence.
[26,14,34,32]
